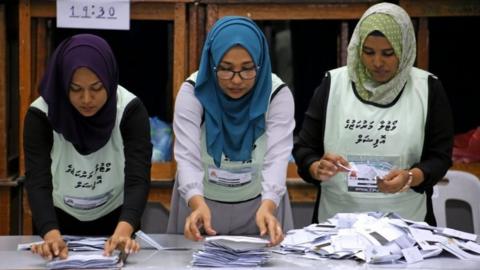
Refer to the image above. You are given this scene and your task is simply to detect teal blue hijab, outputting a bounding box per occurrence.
[195,16,272,167]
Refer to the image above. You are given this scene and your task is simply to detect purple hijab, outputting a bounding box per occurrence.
[40,34,118,154]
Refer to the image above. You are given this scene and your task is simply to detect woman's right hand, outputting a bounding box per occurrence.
[184,195,217,241]
[31,229,68,260]
[309,153,350,181]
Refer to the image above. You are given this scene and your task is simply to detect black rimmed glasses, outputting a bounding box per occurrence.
[214,66,259,80]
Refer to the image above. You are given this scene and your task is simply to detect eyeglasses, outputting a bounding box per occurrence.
[214,66,259,80]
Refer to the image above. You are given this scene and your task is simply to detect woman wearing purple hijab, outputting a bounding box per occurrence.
[23,34,152,260]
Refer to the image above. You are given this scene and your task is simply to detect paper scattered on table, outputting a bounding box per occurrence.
[279,212,480,264]
[192,235,270,267]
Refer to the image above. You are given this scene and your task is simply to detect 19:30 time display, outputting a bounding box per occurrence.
[69,5,116,19]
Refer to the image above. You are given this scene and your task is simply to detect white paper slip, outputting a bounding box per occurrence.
[56,0,130,30]
[439,239,480,261]
[364,245,403,264]
[459,241,480,254]
[409,227,439,251]
[369,220,405,242]
[135,230,164,250]
[17,240,44,251]
[205,235,269,250]
[304,223,337,233]
[420,246,443,259]
[394,234,416,249]
[135,230,190,251]
[441,228,478,242]
[401,246,424,264]
[387,218,410,229]
[282,229,322,246]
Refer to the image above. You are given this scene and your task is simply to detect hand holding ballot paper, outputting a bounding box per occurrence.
[346,161,391,193]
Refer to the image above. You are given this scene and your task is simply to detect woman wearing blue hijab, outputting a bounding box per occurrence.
[24,34,152,259]
[167,16,295,246]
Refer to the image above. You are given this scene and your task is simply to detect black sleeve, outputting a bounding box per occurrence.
[119,98,152,231]
[293,73,331,186]
[411,76,454,193]
[23,107,58,237]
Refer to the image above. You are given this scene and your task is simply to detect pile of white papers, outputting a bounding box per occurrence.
[192,236,271,267]
[278,212,480,264]
[63,236,108,251]
[46,253,122,270]
[18,236,108,251]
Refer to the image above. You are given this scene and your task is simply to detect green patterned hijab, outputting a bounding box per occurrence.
[347,3,416,105]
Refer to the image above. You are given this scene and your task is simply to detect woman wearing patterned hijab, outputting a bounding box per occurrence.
[24,34,152,259]
[167,16,294,246]
[294,3,453,224]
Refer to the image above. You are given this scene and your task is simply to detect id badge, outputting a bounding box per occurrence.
[63,190,113,210]
[346,161,393,193]
[207,166,254,187]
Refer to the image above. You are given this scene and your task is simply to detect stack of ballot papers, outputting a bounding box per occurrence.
[63,236,108,251]
[18,236,108,251]
[192,235,271,267]
[18,236,124,270]
[278,212,480,264]
[46,253,122,270]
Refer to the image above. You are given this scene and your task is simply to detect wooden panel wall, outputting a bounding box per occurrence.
[0,3,7,179]
[0,187,10,235]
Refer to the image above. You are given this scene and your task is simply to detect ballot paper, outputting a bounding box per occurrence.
[278,212,480,265]
[192,236,270,267]
[438,238,480,261]
[459,241,480,254]
[204,235,270,250]
[18,236,108,251]
[64,236,108,251]
[440,228,478,242]
[46,253,122,270]
[347,161,393,192]
[134,230,190,251]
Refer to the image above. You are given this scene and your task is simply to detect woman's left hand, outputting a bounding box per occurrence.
[255,200,284,247]
[104,221,140,256]
[378,169,411,193]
